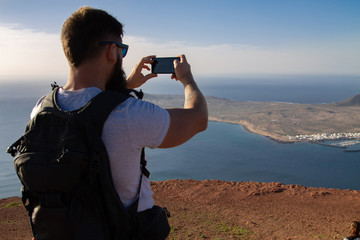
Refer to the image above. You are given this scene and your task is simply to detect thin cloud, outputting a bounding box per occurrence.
[0,24,68,80]
[0,24,359,83]
[124,35,360,76]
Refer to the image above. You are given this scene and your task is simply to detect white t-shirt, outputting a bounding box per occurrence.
[31,87,170,212]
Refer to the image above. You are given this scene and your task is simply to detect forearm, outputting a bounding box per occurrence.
[158,55,208,148]
[182,75,208,130]
[183,77,205,109]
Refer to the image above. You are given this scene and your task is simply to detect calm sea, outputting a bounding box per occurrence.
[1,75,360,198]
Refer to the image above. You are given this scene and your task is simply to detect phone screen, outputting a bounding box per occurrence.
[151,57,180,74]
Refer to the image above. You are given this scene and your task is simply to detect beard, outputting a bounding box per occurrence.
[105,55,127,92]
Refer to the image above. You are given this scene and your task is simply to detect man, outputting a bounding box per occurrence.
[31,6,207,238]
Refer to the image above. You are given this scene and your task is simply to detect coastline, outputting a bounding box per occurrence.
[147,94,360,147]
[210,117,360,151]
[209,116,297,143]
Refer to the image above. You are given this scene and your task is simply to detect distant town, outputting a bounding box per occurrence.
[288,133,360,142]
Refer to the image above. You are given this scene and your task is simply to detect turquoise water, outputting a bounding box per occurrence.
[147,121,360,190]
[1,76,359,198]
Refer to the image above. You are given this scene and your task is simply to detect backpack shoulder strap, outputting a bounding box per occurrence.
[41,87,130,122]
[77,90,134,239]
[41,88,57,109]
[78,90,130,131]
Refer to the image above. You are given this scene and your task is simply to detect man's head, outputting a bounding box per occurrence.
[61,6,124,68]
[61,6,127,91]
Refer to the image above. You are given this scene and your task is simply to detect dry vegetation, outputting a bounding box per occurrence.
[2,180,360,240]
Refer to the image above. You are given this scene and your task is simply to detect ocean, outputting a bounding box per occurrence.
[1,75,360,198]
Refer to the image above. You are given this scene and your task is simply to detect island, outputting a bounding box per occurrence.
[144,93,360,144]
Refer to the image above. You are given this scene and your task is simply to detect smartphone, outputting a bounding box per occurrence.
[151,57,180,74]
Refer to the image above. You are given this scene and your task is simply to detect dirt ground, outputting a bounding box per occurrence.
[1,179,360,240]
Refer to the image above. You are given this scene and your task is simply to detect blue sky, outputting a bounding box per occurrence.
[0,0,359,82]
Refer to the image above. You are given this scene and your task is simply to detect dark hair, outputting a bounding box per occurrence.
[61,6,124,67]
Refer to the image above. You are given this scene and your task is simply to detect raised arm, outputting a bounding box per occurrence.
[158,55,208,148]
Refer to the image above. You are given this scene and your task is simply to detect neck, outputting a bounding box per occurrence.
[63,61,110,91]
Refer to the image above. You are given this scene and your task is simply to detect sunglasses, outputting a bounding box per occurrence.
[99,41,129,58]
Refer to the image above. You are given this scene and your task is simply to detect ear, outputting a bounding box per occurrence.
[105,44,117,64]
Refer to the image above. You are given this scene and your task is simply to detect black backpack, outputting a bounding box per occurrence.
[7,87,145,240]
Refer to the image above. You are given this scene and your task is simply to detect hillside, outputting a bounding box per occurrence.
[1,180,360,240]
[336,94,360,106]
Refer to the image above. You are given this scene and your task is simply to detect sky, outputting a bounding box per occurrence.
[0,0,359,84]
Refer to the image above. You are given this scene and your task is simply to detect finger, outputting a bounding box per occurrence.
[142,55,156,63]
[171,73,178,80]
[136,56,156,69]
[178,54,186,63]
[142,65,150,71]
[145,55,156,59]
[143,73,158,81]
[135,57,154,73]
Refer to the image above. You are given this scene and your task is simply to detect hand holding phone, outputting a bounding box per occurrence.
[151,57,180,74]
[126,55,158,89]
